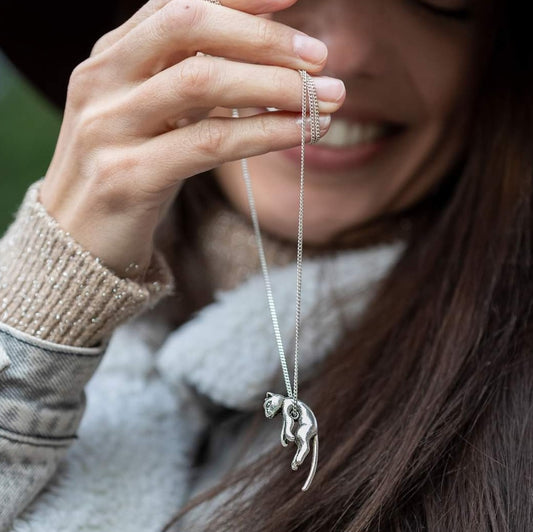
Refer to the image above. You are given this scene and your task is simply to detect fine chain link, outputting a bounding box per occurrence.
[293,71,319,406]
[234,71,320,413]
[202,0,322,413]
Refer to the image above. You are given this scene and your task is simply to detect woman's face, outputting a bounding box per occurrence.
[214,0,479,243]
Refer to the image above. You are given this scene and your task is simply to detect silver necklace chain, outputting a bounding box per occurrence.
[232,71,320,411]
[201,0,322,491]
[201,0,322,411]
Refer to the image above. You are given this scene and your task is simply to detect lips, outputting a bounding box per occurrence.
[282,122,405,173]
[265,104,404,127]
[260,104,407,172]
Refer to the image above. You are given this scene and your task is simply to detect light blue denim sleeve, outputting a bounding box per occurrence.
[0,323,104,532]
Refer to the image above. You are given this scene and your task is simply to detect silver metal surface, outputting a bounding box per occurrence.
[233,71,321,406]
[263,392,319,491]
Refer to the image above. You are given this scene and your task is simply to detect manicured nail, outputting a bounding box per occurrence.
[312,77,346,103]
[293,34,328,65]
[319,114,332,132]
[297,114,331,134]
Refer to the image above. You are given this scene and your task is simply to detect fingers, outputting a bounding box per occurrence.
[91,0,300,58]
[91,0,173,56]
[139,111,331,190]
[127,56,345,134]
[105,0,328,81]
[208,0,299,13]
[91,0,297,57]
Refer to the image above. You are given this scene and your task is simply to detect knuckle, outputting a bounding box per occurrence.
[76,107,107,144]
[92,150,119,183]
[72,94,135,151]
[271,68,291,98]
[195,120,226,158]
[157,0,205,38]
[67,58,102,109]
[176,56,213,96]
[90,150,141,206]
[75,101,128,149]
[257,115,276,149]
[256,18,278,49]
[68,62,90,98]
[90,34,112,57]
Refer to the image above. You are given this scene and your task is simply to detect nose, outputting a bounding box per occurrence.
[302,1,388,81]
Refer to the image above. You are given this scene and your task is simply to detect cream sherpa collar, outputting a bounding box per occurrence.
[155,240,405,411]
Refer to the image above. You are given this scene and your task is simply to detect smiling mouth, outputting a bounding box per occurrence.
[317,119,405,149]
[263,106,406,149]
[279,117,406,172]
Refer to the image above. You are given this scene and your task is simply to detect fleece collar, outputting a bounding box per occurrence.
[154,241,405,411]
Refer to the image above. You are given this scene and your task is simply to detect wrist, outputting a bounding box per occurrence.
[0,180,175,347]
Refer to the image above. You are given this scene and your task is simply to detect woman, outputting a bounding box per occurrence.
[0,0,531,530]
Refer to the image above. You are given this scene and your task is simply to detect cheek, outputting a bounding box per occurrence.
[368,16,478,215]
[395,20,476,125]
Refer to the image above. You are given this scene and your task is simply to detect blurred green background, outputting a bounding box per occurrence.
[0,51,61,233]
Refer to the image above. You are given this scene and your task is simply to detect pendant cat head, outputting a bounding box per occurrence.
[263,392,284,418]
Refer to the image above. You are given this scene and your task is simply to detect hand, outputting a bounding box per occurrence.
[39,0,345,277]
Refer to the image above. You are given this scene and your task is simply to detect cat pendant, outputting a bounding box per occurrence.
[263,392,319,491]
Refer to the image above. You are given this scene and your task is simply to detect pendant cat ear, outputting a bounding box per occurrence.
[265,392,274,398]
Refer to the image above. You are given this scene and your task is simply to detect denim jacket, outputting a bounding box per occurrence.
[0,322,103,530]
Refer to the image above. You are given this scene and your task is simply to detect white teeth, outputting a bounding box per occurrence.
[263,108,394,147]
[318,119,390,147]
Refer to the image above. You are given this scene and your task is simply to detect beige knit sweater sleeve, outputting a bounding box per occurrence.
[0,181,175,347]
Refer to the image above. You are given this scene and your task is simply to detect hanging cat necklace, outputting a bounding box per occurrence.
[206,0,323,492]
[198,0,321,491]
[235,70,322,491]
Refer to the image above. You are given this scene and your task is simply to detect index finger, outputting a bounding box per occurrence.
[108,0,328,81]
[91,0,298,57]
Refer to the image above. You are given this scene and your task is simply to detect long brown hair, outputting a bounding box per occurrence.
[157,0,533,529]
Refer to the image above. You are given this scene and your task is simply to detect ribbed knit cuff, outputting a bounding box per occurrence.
[0,180,175,347]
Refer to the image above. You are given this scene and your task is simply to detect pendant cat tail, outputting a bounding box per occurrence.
[263,392,319,491]
[301,434,318,491]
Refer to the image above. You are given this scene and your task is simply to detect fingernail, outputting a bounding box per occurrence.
[297,114,331,134]
[313,77,346,103]
[293,34,328,65]
[319,114,332,132]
